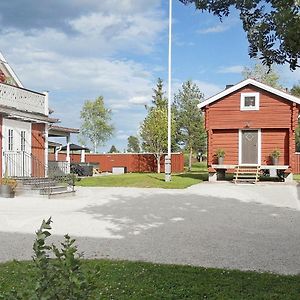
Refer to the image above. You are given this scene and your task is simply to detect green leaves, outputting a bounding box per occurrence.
[179,0,300,70]
[80,96,114,152]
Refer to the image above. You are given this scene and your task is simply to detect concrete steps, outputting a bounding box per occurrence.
[16,177,75,198]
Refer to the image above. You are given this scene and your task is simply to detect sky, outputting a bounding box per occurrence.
[0,0,299,152]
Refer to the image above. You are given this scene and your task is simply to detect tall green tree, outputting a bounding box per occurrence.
[80,96,114,153]
[173,80,206,171]
[242,63,282,88]
[151,78,168,109]
[140,107,175,173]
[179,0,300,70]
[127,136,140,153]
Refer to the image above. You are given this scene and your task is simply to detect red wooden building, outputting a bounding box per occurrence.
[199,78,300,182]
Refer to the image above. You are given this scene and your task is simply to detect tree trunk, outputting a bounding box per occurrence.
[94,142,97,153]
[157,155,161,173]
[188,148,192,171]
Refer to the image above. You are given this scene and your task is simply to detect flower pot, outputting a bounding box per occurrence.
[272,157,279,165]
[218,157,224,165]
[0,185,15,198]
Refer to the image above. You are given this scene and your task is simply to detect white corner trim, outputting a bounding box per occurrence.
[238,129,261,166]
[198,78,300,109]
[240,92,260,111]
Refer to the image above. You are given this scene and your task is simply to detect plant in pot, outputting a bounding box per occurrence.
[216,149,225,165]
[0,167,17,198]
[271,149,280,165]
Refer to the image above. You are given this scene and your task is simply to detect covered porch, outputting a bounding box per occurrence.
[48,125,79,176]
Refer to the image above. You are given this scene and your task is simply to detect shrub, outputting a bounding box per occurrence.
[271,149,281,158]
[4,218,97,299]
[216,149,225,158]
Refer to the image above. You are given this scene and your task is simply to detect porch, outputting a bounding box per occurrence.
[209,164,292,183]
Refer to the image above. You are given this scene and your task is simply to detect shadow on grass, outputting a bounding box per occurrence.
[147,174,165,182]
[176,172,208,181]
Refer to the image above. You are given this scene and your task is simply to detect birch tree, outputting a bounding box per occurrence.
[80,96,114,153]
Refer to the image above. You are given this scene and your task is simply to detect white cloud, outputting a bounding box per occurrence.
[197,17,239,35]
[217,65,244,74]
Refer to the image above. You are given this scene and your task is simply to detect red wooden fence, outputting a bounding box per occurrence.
[49,152,184,173]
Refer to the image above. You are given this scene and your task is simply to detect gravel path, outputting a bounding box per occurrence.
[0,183,300,274]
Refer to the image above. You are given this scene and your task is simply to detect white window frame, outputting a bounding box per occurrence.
[8,129,13,151]
[238,129,261,166]
[240,92,260,111]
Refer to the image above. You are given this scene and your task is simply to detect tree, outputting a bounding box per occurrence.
[179,0,300,70]
[242,63,282,88]
[127,136,140,153]
[80,96,114,153]
[290,83,300,98]
[173,80,206,171]
[140,107,175,173]
[151,78,168,109]
[108,145,119,153]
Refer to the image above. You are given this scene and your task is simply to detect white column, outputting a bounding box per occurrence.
[44,123,48,177]
[66,135,70,163]
[81,148,85,163]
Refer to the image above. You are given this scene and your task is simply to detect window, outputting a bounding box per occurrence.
[240,92,260,111]
[21,130,26,151]
[8,129,13,151]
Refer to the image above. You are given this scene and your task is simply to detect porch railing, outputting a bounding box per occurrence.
[48,161,70,177]
[3,151,46,178]
[0,82,46,115]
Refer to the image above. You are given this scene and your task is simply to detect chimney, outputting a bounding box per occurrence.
[225,84,234,90]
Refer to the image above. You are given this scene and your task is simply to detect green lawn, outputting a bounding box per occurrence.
[77,162,208,189]
[0,259,299,299]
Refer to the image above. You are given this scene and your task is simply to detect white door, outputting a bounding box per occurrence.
[2,118,32,177]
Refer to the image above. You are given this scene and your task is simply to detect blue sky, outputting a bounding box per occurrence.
[0,0,299,152]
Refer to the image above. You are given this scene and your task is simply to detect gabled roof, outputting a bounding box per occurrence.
[0,51,23,88]
[198,78,300,109]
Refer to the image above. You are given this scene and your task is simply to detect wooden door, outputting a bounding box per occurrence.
[241,130,258,165]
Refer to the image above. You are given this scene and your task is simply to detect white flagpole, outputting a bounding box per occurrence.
[165,0,172,182]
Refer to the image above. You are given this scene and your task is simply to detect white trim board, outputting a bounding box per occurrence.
[198,78,300,109]
[238,129,261,166]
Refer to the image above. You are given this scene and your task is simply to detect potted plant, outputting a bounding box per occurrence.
[216,149,225,165]
[0,178,17,198]
[271,149,280,165]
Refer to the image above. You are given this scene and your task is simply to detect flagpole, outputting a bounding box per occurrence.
[165,0,172,182]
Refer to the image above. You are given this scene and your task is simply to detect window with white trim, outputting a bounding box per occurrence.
[240,92,260,111]
[8,129,13,151]
[21,130,26,151]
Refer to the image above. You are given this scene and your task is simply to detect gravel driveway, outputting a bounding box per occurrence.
[0,182,300,275]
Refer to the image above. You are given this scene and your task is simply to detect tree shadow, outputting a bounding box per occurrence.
[176,172,208,181]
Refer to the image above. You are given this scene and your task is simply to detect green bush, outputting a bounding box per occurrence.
[3,218,97,299]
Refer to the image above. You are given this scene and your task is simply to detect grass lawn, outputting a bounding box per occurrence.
[77,162,208,189]
[293,174,300,181]
[0,259,299,299]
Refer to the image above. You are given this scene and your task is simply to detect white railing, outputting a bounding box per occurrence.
[48,161,70,176]
[0,82,47,115]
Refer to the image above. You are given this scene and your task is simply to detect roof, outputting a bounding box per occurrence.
[0,51,23,87]
[48,125,79,137]
[0,104,59,123]
[198,78,300,109]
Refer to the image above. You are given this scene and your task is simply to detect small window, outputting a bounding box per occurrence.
[240,92,260,111]
[21,130,26,151]
[8,129,13,151]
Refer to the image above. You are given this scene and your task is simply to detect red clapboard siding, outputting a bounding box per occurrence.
[31,123,45,177]
[208,86,294,129]
[261,129,289,165]
[49,153,184,173]
[210,129,238,165]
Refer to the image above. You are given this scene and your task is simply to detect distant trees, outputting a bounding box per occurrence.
[108,145,119,153]
[173,80,206,171]
[242,63,282,88]
[80,96,114,153]
[127,136,140,153]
